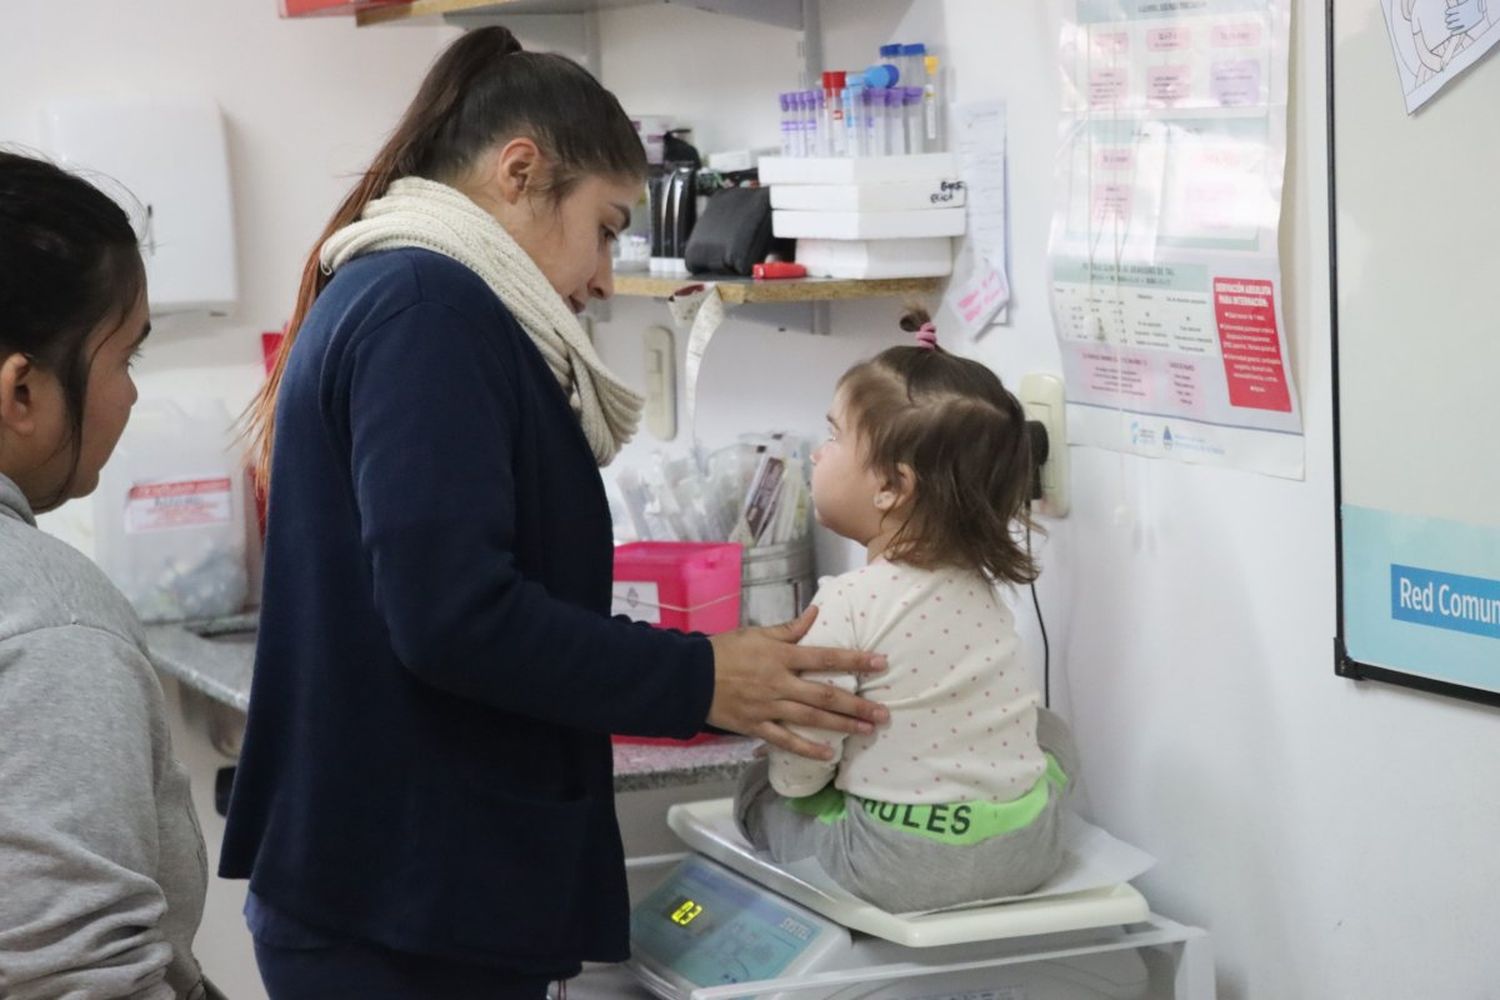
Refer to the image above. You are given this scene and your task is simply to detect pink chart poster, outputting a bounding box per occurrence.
[1050,0,1301,479]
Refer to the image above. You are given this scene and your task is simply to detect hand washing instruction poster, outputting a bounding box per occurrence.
[1382,0,1500,113]
[1050,0,1302,479]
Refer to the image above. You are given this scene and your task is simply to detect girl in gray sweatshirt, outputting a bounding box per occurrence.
[0,152,211,1000]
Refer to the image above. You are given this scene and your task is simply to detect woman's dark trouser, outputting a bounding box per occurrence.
[253,937,553,1000]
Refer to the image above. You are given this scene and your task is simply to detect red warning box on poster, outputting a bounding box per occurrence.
[1214,277,1291,412]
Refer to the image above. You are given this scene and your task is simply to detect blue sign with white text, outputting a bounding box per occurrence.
[1344,506,1500,695]
[1390,565,1500,641]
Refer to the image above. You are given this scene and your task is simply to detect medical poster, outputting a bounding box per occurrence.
[1382,0,1500,113]
[943,101,1011,339]
[1050,0,1302,479]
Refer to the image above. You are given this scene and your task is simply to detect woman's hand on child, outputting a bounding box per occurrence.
[707,605,889,760]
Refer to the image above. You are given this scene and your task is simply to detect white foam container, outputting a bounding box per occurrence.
[770,178,966,212]
[773,207,967,240]
[796,237,954,279]
[758,153,959,185]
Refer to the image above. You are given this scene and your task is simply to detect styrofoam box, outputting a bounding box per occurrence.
[758,153,960,185]
[797,238,954,279]
[770,178,966,212]
[773,208,966,240]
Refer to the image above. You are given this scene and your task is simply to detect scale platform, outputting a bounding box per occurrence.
[665,797,1150,948]
[596,798,1219,1000]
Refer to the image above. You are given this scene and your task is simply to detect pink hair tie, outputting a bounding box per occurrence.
[915,322,938,350]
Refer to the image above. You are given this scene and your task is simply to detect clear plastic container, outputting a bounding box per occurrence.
[93,398,249,623]
[846,83,866,157]
[870,88,890,156]
[786,91,798,156]
[901,43,927,91]
[885,87,905,155]
[924,55,944,151]
[861,86,878,157]
[822,71,847,157]
[904,86,926,153]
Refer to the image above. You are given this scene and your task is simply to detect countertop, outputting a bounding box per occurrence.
[145,617,758,792]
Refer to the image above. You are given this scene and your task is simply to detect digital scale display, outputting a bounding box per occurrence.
[668,897,705,927]
[632,857,828,988]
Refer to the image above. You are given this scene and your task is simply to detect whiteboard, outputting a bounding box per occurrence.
[1330,0,1500,704]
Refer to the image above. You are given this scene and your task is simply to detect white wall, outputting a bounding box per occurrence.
[4,2,461,555]
[599,2,1500,998]
[9,1,1500,997]
[3,5,459,996]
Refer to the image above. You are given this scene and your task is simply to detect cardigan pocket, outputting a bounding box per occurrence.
[429,783,596,956]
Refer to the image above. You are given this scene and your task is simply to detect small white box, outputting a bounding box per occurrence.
[707,148,776,172]
[773,208,966,240]
[796,238,953,279]
[758,153,960,185]
[770,179,966,212]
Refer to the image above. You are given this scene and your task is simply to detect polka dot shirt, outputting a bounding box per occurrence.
[768,560,1047,804]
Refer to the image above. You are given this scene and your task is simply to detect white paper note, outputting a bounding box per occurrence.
[667,283,729,437]
[943,244,1011,340]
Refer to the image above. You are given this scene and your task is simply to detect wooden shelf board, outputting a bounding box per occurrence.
[612,274,943,305]
[359,0,532,26]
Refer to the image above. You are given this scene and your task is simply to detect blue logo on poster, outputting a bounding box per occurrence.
[1390,564,1500,640]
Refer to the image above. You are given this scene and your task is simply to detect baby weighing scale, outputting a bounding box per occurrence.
[588,798,1216,1000]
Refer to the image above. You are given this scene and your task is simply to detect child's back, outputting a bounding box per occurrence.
[770,560,1046,806]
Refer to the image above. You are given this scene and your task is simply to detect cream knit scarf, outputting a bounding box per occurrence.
[319,176,642,466]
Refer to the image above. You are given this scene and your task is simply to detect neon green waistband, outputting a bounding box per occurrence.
[785,754,1067,846]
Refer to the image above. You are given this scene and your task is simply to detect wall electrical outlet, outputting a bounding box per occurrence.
[1019,373,1070,517]
[643,325,677,440]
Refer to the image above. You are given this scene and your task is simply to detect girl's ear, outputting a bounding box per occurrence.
[0,352,40,437]
[880,464,917,511]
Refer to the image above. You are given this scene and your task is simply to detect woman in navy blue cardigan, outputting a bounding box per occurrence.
[221,26,888,999]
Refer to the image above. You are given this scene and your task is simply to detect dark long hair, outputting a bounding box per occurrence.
[247,26,648,485]
[0,150,143,509]
[838,311,1039,585]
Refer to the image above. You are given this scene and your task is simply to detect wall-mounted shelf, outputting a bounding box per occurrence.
[357,0,805,31]
[614,274,941,306]
[357,0,819,86]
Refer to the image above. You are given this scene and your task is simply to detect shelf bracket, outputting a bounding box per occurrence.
[809,301,831,336]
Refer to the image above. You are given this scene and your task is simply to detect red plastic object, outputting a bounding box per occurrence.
[612,541,743,635]
[753,261,808,280]
[611,541,742,747]
[279,0,410,17]
[612,733,720,747]
[261,331,284,374]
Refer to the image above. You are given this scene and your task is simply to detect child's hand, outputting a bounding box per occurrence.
[706,605,889,760]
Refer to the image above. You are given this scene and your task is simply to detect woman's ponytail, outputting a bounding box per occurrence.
[246,26,527,485]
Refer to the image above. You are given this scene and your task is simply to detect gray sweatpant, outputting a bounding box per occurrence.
[734,708,1078,913]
